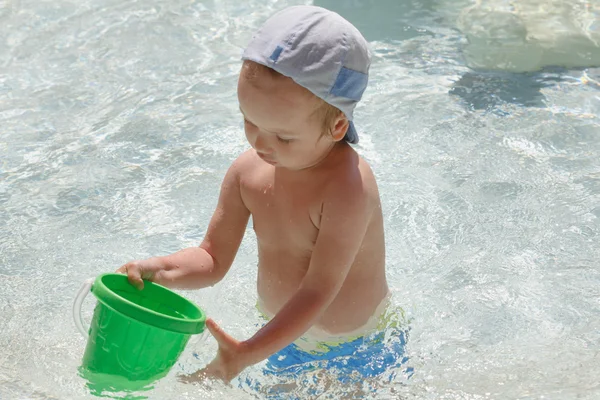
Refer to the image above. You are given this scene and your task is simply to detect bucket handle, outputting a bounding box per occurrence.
[73,278,94,338]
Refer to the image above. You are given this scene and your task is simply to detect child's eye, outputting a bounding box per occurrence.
[276,136,292,144]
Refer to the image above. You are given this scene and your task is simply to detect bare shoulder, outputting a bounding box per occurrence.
[227,149,264,181]
[324,144,380,208]
[231,149,259,170]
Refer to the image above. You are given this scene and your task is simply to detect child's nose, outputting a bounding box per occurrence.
[253,133,272,154]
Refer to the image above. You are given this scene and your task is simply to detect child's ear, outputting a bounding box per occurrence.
[330,113,349,142]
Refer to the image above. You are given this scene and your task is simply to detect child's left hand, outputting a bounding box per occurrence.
[181,318,251,384]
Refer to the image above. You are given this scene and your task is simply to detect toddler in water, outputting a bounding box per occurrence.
[118,5,400,383]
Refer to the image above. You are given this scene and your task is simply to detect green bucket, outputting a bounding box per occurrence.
[73,273,206,393]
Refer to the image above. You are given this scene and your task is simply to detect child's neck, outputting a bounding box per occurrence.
[280,141,345,174]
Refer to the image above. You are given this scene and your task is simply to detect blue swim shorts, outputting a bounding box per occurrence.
[263,326,410,384]
[237,306,413,399]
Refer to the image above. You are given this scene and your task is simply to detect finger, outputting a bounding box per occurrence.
[130,273,145,290]
[206,319,231,345]
[122,263,145,290]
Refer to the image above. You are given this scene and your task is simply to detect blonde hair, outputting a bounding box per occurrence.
[242,60,280,81]
[313,98,343,139]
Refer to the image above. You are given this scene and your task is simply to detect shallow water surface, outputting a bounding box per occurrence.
[1,0,599,399]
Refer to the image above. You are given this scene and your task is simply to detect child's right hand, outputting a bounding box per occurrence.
[116,257,166,290]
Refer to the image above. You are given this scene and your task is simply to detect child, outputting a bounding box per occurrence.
[117,5,393,383]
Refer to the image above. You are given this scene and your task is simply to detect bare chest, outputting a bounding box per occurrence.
[240,174,324,252]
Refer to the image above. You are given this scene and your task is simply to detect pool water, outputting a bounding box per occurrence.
[1,0,599,399]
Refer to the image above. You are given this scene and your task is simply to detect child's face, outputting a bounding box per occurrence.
[237,63,339,170]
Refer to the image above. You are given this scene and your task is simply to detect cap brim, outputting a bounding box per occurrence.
[344,121,359,144]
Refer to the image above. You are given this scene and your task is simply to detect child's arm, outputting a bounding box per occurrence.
[118,156,251,290]
[202,173,375,380]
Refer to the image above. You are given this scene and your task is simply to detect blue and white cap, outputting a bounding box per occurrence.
[242,6,371,144]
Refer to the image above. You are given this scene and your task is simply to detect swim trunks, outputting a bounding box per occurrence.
[263,325,409,384]
[258,301,412,381]
[238,305,413,399]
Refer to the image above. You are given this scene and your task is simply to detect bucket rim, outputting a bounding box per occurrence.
[91,273,206,334]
